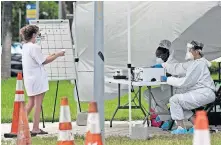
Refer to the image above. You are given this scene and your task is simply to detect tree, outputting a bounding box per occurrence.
[11,1,27,42]
[1,1,12,79]
[39,1,58,19]
[9,1,78,42]
[9,1,59,42]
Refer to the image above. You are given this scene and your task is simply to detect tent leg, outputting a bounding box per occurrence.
[74,79,82,112]
[94,2,105,142]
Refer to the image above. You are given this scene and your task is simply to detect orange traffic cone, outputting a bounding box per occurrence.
[193,110,210,145]
[57,97,75,145]
[85,102,103,145]
[4,72,25,138]
[16,102,32,145]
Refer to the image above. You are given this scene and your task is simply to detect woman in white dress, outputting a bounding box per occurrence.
[20,25,65,134]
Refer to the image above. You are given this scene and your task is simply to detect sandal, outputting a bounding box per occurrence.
[30,131,37,137]
[32,129,48,135]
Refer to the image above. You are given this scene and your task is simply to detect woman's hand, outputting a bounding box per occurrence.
[151,64,163,68]
[57,50,65,57]
[43,50,65,65]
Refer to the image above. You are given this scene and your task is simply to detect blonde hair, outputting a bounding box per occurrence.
[20,25,39,41]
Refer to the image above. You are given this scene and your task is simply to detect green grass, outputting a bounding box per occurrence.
[1,78,148,123]
[2,134,221,145]
[2,74,218,123]
[2,74,220,144]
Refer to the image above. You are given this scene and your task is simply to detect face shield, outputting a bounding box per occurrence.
[190,41,204,56]
[185,41,204,60]
[185,43,194,60]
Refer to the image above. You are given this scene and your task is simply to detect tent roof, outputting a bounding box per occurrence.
[73,2,221,101]
[172,5,221,62]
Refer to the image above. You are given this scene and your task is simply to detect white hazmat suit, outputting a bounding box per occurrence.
[143,40,179,121]
[164,58,216,120]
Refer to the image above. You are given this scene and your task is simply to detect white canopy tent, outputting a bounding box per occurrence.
[73,1,221,103]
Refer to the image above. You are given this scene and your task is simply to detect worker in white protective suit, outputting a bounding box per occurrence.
[143,40,180,129]
[156,40,216,134]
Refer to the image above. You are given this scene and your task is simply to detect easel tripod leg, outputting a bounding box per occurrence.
[52,80,59,123]
[41,105,45,128]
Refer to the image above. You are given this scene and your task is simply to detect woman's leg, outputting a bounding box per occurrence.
[32,92,45,132]
[26,96,35,115]
[169,94,186,126]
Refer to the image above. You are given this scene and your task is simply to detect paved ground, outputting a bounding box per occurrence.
[1,121,173,140]
[2,120,221,142]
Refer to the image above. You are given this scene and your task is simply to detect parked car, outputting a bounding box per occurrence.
[11,42,23,77]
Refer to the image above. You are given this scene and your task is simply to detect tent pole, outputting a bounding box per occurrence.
[127,3,132,136]
[73,2,81,114]
[94,1,105,143]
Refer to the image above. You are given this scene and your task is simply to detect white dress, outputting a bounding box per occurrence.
[22,42,49,96]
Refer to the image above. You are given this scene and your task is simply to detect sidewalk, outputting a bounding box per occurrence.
[1,121,170,140]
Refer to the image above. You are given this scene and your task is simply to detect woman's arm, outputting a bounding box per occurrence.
[42,53,59,65]
[166,61,203,88]
[30,44,65,65]
[43,51,65,65]
[162,61,193,77]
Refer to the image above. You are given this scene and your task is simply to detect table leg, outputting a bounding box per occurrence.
[171,86,173,96]
[139,86,146,117]
[148,86,151,116]
[143,86,151,126]
[168,86,174,130]
[110,84,121,127]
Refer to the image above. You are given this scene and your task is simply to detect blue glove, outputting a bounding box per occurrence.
[161,76,167,82]
[152,64,163,68]
[156,116,161,122]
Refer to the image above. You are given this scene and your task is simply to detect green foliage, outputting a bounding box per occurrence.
[39,1,58,19]
[209,62,220,74]
[10,1,58,42]
[12,1,27,42]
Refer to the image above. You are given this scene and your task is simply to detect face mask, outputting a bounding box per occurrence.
[35,37,41,45]
[185,51,194,60]
[156,57,164,63]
